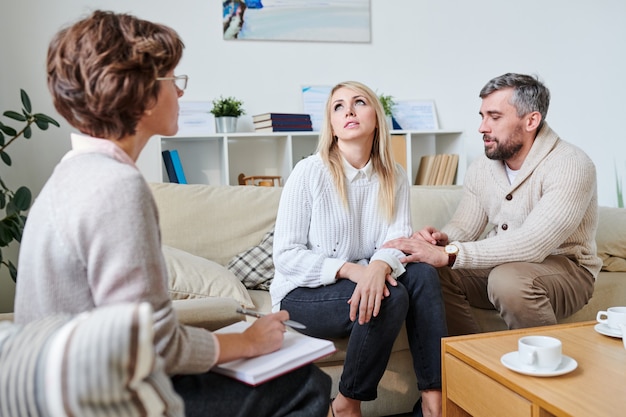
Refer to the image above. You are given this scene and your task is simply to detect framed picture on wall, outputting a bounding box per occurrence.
[392,100,439,131]
[301,85,332,131]
[223,0,371,43]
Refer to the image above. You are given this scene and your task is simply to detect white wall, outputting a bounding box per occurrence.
[1,0,625,311]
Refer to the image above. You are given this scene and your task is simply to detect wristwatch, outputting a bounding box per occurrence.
[444,244,459,267]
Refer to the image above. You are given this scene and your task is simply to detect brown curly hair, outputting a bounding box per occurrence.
[47,10,185,139]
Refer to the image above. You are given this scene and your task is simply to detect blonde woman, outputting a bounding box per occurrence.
[271,81,447,417]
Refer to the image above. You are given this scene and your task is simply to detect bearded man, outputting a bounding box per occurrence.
[384,73,601,335]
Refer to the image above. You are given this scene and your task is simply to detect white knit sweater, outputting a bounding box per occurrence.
[270,154,412,310]
[443,123,602,277]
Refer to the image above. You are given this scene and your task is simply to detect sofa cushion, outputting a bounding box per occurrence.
[596,206,626,272]
[409,185,463,230]
[227,227,275,290]
[163,245,254,308]
[0,303,183,416]
[149,183,282,266]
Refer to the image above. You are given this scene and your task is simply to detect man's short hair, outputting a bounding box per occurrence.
[480,73,550,128]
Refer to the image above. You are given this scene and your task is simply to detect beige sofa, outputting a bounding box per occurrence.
[147,182,626,417]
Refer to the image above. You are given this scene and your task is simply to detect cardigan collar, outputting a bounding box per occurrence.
[487,122,559,188]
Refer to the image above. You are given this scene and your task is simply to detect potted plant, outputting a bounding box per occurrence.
[378,93,395,129]
[210,95,245,133]
[0,89,59,281]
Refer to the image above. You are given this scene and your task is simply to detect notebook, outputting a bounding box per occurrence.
[212,321,336,386]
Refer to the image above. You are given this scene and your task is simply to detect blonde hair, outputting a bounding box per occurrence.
[316,81,398,222]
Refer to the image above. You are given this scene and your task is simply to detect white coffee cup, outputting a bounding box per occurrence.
[596,306,626,330]
[518,335,562,371]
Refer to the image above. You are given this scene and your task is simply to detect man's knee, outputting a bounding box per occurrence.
[486,265,529,308]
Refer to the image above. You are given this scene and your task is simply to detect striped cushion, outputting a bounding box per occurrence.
[0,303,183,416]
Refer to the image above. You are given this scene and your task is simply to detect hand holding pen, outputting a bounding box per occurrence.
[237,307,307,329]
[215,309,291,362]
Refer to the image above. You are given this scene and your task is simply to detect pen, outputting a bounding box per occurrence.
[236,307,307,330]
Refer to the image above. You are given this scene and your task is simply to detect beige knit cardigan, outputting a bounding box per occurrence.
[443,123,602,277]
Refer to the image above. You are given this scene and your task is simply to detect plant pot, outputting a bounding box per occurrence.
[215,116,238,133]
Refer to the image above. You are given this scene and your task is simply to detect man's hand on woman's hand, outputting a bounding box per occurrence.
[383,228,450,267]
[410,226,449,246]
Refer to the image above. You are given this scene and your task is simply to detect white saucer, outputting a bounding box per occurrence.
[594,323,622,338]
[500,351,577,377]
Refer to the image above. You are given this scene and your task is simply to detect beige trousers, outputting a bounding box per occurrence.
[438,255,595,336]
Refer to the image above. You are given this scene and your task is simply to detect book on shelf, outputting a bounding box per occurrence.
[414,155,434,185]
[432,154,449,186]
[161,150,179,183]
[425,154,443,185]
[254,118,313,129]
[415,153,459,185]
[169,149,187,184]
[211,321,336,386]
[254,125,313,133]
[252,112,311,123]
[444,154,459,185]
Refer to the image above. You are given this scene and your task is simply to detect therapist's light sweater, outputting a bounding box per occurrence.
[14,134,217,375]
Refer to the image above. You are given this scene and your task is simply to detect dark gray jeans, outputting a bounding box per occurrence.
[281,262,447,402]
[172,363,331,417]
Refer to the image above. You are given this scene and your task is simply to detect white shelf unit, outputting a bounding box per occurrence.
[136,130,464,186]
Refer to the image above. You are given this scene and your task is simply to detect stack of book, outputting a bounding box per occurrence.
[253,113,313,132]
[414,154,459,185]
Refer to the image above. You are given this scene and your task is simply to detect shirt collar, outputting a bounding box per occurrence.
[342,155,373,182]
[62,133,136,167]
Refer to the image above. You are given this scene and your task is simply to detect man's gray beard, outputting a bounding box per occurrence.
[484,133,523,161]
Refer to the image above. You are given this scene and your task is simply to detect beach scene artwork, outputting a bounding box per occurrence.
[223,0,371,42]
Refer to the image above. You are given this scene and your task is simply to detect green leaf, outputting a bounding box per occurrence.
[24,125,32,139]
[8,261,17,283]
[6,217,20,237]
[0,124,17,136]
[34,113,60,127]
[0,220,12,246]
[3,110,26,122]
[12,186,32,211]
[0,131,4,146]
[35,118,49,130]
[0,192,5,209]
[0,151,12,166]
[21,89,32,114]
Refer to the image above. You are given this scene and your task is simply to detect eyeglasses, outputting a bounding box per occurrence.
[156,74,188,91]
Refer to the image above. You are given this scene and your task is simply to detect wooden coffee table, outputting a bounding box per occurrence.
[442,321,626,417]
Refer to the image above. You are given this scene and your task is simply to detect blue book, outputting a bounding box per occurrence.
[169,150,187,184]
[161,150,179,183]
